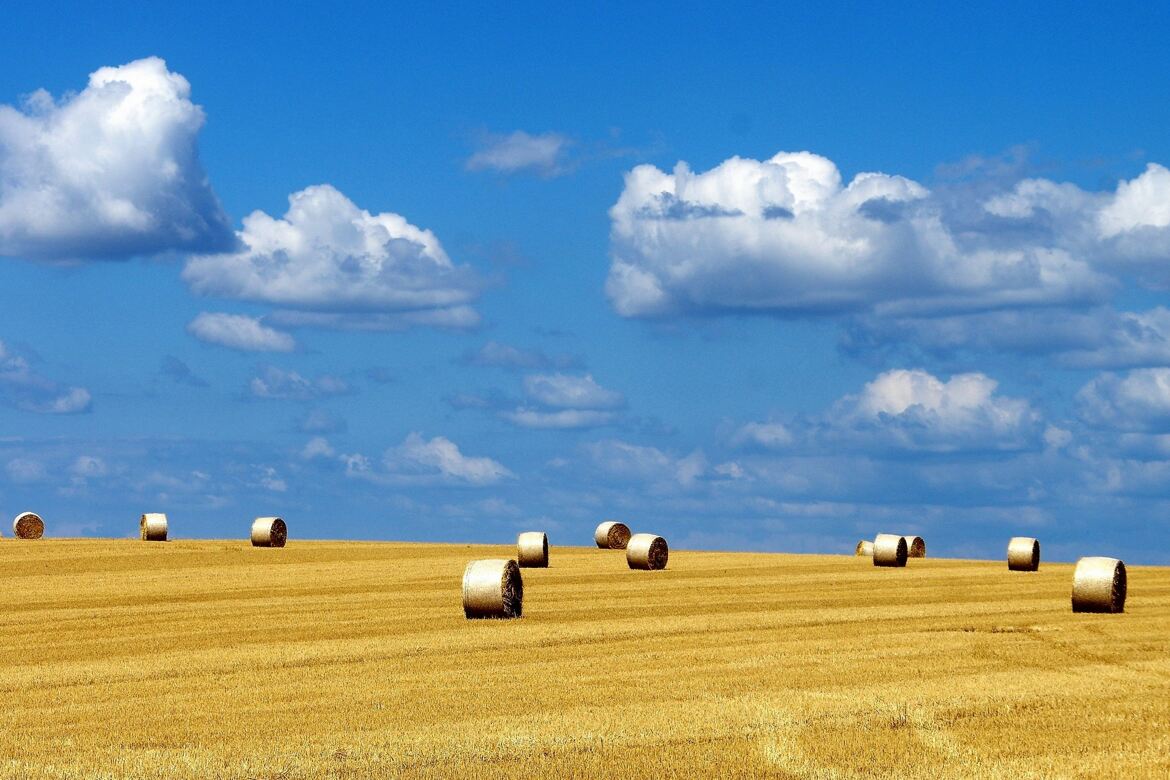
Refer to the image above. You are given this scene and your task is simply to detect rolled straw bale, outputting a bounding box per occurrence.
[1071,557,1127,613]
[516,531,549,568]
[873,533,908,567]
[902,535,926,558]
[251,516,287,548]
[140,513,168,542]
[462,559,523,619]
[855,540,874,557]
[13,512,44,540]
[1007,537,1040,571]
[594,520,631,549]
[626,533,669,570]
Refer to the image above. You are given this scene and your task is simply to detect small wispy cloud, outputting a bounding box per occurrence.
[188,312,296,352]
[465,130,572,177]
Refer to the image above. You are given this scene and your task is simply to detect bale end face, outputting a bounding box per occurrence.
[251,517,287,547]
[13,512,44,540]
[140,513,168,542]
[1071,557,1127,614]
[873,534,908,567]
[462,559,523,619]
[903,536,926,558]
[594,521,631,549]
[855,540,874,557]
[1007,537,1040,571]
[516,531,549,568]
[627,533,669,570]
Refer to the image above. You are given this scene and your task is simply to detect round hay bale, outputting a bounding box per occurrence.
[140,513,168,542]
[462,559,523,619]
[873,533,908,567]
[1071,557,1127,614]
[594,520,631,549]
[855,540,874,557]
[1007,536,1040,571]
[626,533,669,570]
[13,512,44,540]
[516,531,549,568]
[251,516,287,548]
[902,535,926,558]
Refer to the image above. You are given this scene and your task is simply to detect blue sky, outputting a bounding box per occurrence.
[2,2,1170,562]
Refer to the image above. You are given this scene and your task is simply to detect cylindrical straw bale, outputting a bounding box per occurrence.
[855,540,874,557]
[626,533,669,570]
[594,520,631,549]
[462,559,523,619]
[251,516,287,547]
[902,535,926,558]
[13,512,44,540]
[140,513,168,542]
[516,531,548,568]
[1071,557,1127,613]
[873,533,908,567]
[1007,537,1040,571]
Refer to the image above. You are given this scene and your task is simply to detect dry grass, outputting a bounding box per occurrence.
[0,540,1167,778]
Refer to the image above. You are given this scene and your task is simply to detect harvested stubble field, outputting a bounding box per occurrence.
[1,540,1168,779]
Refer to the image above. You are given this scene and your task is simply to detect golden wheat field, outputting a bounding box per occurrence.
[0,539,1168,779]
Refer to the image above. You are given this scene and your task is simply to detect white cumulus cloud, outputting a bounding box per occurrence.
[188,312,296,352]
[183,184,482,330]
[605,150,1170,320]
[0,56,234,260]
[522,373,624,409]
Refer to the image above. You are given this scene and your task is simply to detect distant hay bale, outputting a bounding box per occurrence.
[13,512,44,540]
[873,533,908,567]
[516,531,549,568]
[902,535,926,558]
[626,533,669,570]
[251,517,287,548]
[1007,537,1040,571]
[855,540,874,557]
[594,520,631,549]
[140,513,168,542]
[1071,557,1127,614]
[462,559,523,619]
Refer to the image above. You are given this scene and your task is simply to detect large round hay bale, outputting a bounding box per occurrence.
[902,535,926,558]
[13,512,44,540]
[251,516,287,548]
[516,531,548,568]
[855,540,874,557]
[594,520,631,549]
[626,533,669,570]
[873,533,908,567]
[140,513,168,542]
[462,559,523,619]
[1007,536,1040,571]
[1071,557,1127,614]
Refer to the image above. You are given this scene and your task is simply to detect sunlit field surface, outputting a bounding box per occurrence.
[0,539,1167,779]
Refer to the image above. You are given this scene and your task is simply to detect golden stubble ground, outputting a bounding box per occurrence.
[0,539,1167,779]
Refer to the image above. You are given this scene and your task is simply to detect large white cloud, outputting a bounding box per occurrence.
[183,184,482,330]
[606,150,1170,319]
[0,57,234,260]
[187,312,295,352]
